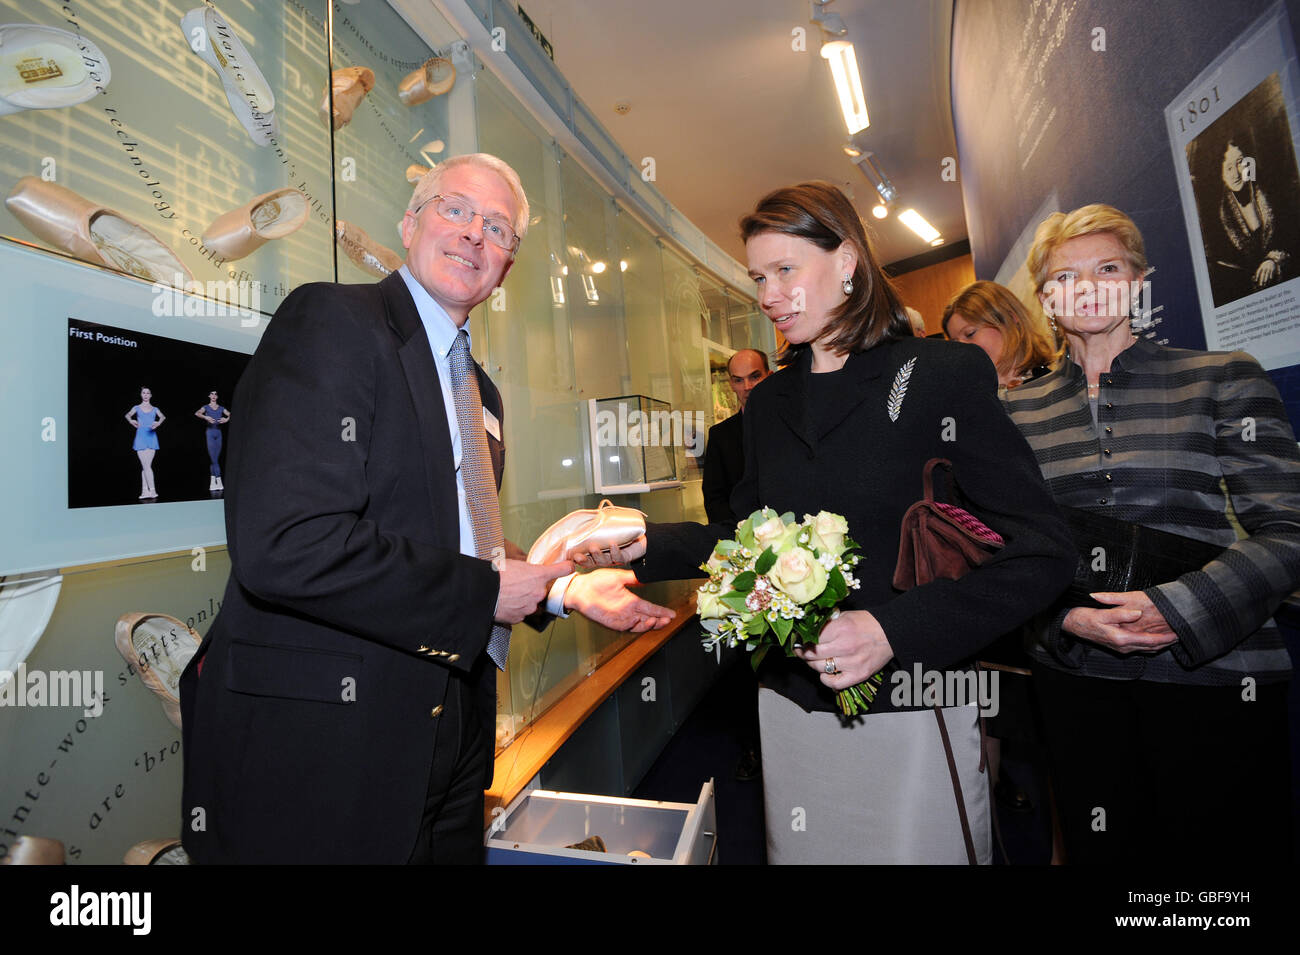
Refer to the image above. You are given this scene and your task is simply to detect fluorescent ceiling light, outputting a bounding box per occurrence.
[898,209,940,244]
[821,40,869,134]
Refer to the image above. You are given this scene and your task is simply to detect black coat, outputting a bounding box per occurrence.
[637,337,1076,713]
[180,272,505,863]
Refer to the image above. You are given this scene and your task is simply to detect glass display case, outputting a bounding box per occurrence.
[586,394,682,494]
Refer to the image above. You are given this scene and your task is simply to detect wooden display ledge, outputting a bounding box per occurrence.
[485,592,698,824]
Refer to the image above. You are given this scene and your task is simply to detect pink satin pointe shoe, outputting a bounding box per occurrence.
[114,611,202,730]
[527,499,647,566]
[5,176,192,285]
[1,835,64,864]
[320,66,374,130]
[0,23,112,115]
[123,838,190,865]
[406,163,431,184]
[335,218,403,277]
[397,56,455,106]
[179,4,277,146]
[202,187,308,260]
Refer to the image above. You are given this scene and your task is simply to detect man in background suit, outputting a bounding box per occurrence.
[180,154,671,864]
[700,347,770,782]
[701,348,771,523]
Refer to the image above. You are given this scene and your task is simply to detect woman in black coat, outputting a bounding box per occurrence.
[582,182,1075,863]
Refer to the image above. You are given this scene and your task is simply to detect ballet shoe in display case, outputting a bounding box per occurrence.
[0,835,65,865]
[397,56,455,106]
[5,176,193,286]
[527,499,647,566]
[320,66,374,130]
[406,163,431,184]
[123,839,191,865]
[179,4,278,146]
[0,23,111,115]
[335,218,403,277]
[0,571,61,679]
[114,611,202,730]
[202,187,308,260]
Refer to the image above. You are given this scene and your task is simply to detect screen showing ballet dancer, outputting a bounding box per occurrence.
[67,318,250,508]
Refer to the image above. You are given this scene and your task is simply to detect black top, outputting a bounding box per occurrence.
[636,338,1075,714]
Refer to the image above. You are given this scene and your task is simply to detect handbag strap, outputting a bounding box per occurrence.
[922,457,955,504]
[933,707,978,865]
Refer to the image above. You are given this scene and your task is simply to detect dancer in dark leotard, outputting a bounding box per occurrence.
[195,390,231,491]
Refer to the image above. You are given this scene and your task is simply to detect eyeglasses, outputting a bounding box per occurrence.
[414,194,520,251]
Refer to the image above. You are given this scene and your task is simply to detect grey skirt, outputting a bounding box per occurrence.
[758,688,991,864]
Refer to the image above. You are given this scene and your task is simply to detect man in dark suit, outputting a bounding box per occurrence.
[701,348,770,523]
[700,348,770,781]
[180,154,671,864]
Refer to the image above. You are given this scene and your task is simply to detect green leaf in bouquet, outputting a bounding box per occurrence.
[753,547,776,575]
[744,614,769,637]
[720,593,750,613]
[780,511,796,525]
[732,570,756,592]
[771,614,793,645]
[826,566,847,600]
[738,524,757,552]
[716,539,741,555]
[750,644,771,671]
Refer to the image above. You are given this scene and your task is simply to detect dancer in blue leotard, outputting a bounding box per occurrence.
[125,387,165,500]
[194,390,230,491]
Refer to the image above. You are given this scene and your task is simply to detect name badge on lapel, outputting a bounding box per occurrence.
[483,407,501,441]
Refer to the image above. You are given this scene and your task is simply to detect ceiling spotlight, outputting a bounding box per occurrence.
[843,143,862,158]
[850,151,896,205]
[619,260,628,271]
[872,204,888,219]
[592,261,607,274]
[811,0,848,37]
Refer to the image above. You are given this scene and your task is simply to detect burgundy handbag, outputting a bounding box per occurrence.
[892,457,1005,865]
[893,458,1005,590]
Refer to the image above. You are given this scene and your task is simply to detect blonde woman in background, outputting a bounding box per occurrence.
[1003,203,1300,864]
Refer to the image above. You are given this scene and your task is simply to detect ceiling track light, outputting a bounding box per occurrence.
[850,151,896,206]
[811,0,847,37]
[813,2,868,135]
[898,208,942,245]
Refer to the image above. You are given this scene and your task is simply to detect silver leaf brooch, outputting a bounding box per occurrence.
[886,356,916,423]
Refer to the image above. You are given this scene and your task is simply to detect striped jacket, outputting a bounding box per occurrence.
[1003,337,1300,684]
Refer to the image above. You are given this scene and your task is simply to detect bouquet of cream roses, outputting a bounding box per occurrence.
[697,508,882,716]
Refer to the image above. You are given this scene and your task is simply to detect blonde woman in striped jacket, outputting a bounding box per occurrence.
[1003,203,1300,864]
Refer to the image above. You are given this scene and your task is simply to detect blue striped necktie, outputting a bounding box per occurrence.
[448,329,511,670]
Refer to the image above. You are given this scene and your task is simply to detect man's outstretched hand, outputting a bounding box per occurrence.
[495,559,573,625]
[565,568,673,633]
